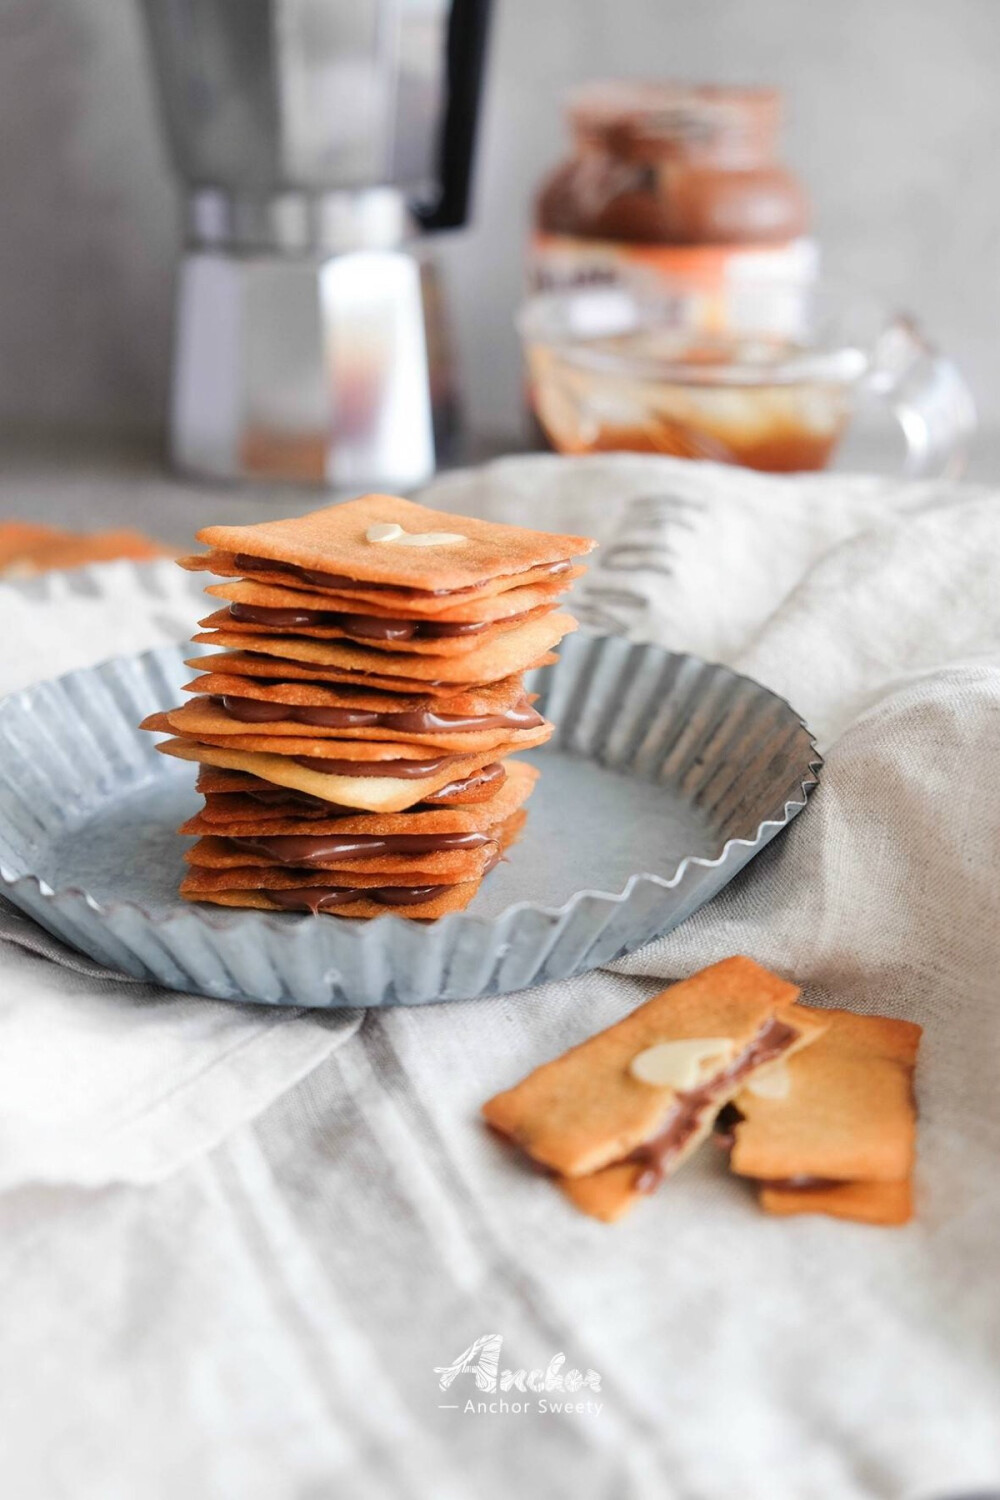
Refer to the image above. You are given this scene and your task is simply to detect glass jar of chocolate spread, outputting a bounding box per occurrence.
[530,82,816,308]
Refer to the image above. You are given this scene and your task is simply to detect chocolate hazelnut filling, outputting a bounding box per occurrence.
[246,787,353,814]
[234,553,571,598]
[623,1018,798,1193]
[423,762,506,802]
[231,830,495,865]
[214,693,544,733]
[757,1175,843,1191]
[228,602,518,640]
[260,846,502,912]
[265,884,447,911]
[711,1102,742,1151]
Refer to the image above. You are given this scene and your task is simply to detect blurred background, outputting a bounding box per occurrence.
[1,0,997,494]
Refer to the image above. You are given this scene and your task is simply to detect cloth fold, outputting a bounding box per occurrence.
[0,561,360,1190]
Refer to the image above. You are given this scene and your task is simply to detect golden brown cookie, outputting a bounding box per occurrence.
[155,735,516,813]
[0,521,68,570]
[182,878,483,919]
[180,806,526,918]
[726,1007,921,1225]
[758,1178,913,1227]
[182,810,524,888]
[181,554,585,615]
[196,602,557,655]
[483,958,828,1222]
[0,524,169,576]
[182,671,533,717]
[183,832,504,881]
[203,575,573,624]
[153,699,552,756]
[193,759,510,816]
[730,1008,920,1183]
[184,651,560,695]
[182,761,537,836]
[142,709,516,760]
[183,493,594,598]
[192,611,577,686]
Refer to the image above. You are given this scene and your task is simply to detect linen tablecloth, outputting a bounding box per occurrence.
[0,560,361,1188]
[1,455,998,1500]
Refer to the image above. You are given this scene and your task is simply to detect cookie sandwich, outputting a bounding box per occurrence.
[483,958,922,1227]
[722,1007,922,1226]
[484,957,827,1222]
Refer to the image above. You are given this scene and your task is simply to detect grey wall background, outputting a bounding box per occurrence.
[2,0,998,445]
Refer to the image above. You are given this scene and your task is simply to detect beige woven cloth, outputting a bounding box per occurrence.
[1,456,998,1499]
[0,560,361,1188]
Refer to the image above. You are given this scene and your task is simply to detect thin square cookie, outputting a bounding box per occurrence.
[182,761,537,836]
[203,575,573,624]
[182,672,533,717]
[154,736,515,813]
[183,650,560,694]
[181,874,483,920]
[191,611,577,685]
[726,1007,921,1225]
[188,493,594,596]
[141,710,515,761]
[483,957,828,1222]
[153,700,551,757]
[196,602,557,655]
[179,808,526,918]
[759,1179,913,1227]
[182,832,507,881]
[180,554,585,614]
[193,757,510,814]
[0,522,68,570]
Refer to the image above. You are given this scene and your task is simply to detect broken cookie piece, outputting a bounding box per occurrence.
[483,956,827,1222]
[725,1007,922,1226]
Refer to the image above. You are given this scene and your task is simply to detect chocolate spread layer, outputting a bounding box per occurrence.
[424,763,505,802]
[231,830,494,865]
[624,1018,798,1193]
[235,553,572,599]
[214,693,543,733]
[265,883,447,911]
[228,602,513,639]
[262,847,502,912]
[757,1175,843,1191]
[246,787,352,814]
[293,753,460,778]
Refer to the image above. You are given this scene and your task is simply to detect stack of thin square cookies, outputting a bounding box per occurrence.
[142,493,594,919]
[483,957,921,1226]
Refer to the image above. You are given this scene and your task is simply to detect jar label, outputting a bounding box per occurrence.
[528,233,819,334]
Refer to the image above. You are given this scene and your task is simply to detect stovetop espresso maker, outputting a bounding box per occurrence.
[140,0,491,488]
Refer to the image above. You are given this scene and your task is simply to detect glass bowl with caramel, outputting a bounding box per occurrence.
[518,277,974,477]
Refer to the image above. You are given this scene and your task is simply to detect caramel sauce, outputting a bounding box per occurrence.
[567,420,844,472]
